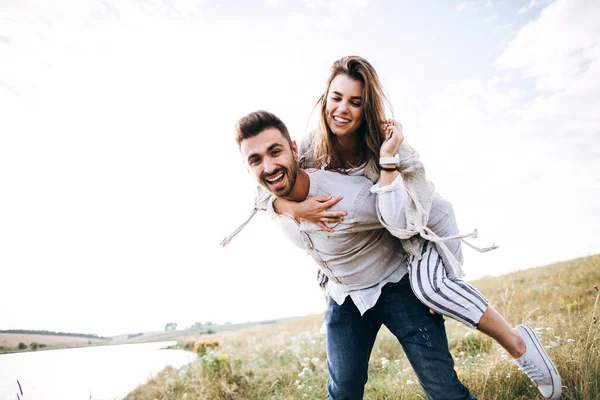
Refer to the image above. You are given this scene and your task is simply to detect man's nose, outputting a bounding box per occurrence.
[263,156,277,173]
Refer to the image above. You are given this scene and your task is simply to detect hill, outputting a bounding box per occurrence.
[124,254,600,400]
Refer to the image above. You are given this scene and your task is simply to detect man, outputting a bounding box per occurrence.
[232,110,477,400]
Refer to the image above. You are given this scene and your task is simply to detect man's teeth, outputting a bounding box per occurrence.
[334,116,350,123]
[266,172,284,183]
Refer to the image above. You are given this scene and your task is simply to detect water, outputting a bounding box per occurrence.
[0,341,197,400]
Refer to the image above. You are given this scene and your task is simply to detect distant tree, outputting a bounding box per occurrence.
[29,342,39,350]
[18,342,27,350]
[164,322,178,331]
[190,322,204,330]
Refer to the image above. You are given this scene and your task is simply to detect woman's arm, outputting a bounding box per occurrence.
[372,119,409,229]
[272,196,346,233]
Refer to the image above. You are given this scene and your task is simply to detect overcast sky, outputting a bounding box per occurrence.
[1,0,599,336]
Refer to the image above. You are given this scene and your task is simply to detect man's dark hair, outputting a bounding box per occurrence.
[235,110,292,148]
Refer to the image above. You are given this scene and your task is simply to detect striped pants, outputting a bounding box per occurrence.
[409,241,488,329]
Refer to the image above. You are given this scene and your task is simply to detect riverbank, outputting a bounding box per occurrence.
[1,318,297,355]
[124,254,600,399]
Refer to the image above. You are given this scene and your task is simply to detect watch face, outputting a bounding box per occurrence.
[380,155,399,166]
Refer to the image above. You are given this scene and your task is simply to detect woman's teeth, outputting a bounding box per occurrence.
[334,116,350,123]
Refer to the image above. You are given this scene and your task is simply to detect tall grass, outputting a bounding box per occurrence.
[125,255,600,399]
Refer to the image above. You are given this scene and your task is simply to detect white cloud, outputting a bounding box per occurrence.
[457,1,470,12]
[494,0,600,135]
[495,0,600,92]
[482,13,499,23]
[409,0,600,279]
[517,0,544,15]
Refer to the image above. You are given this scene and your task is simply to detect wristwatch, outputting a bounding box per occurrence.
[379,154,399,166]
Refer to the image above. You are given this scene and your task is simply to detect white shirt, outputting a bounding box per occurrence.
[267,169,409,315]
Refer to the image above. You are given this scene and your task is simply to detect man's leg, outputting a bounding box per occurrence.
[376,275,476,400]
[324,295,381,400]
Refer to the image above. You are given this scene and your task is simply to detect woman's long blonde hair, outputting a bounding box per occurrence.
[312,56,392,171]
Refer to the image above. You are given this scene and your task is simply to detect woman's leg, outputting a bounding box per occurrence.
[477,305,525,358]
[409,241,561,399]
[409,241,488,329]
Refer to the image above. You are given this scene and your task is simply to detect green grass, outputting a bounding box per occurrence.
[125,254,600,399]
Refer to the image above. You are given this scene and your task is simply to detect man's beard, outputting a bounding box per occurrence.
[260,164,298,198]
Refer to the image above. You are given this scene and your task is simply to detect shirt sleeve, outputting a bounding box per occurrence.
[370,174,408,230]
[266,194,280,219]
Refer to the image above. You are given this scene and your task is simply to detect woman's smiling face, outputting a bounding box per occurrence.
[325,74,364,139]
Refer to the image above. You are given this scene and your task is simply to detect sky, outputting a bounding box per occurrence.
[1,0,599,337]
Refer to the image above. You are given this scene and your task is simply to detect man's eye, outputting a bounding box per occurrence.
[272,150,282,156]
[249,158,260,165]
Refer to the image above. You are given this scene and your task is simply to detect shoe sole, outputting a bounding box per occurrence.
[517,324,562,399]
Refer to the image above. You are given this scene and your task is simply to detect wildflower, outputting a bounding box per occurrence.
[311,357,321,365]
[294,380,301,386]
[464,332,472,338]
[298,367,312,378]
[567,338,575,343]
[406,380,415,385]
[594,285,598,292]
[594,316,597,324]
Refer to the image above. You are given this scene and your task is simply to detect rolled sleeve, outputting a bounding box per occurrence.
[370,174,408,230]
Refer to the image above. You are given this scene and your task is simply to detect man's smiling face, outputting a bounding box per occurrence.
[240,127,299,198]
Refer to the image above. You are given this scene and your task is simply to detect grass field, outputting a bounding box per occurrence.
[125,254,600,399]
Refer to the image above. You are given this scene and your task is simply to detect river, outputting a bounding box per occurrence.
[0,341,196,400]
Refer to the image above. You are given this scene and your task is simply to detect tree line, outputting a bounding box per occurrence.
[0,329,107,339]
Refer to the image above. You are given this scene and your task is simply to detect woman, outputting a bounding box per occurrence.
[271,56,561,400]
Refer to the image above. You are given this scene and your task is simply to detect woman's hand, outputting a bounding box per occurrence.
[273,196,347,233]
[380,118,404,157]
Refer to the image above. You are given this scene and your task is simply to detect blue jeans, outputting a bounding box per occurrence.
[324,275,476,400]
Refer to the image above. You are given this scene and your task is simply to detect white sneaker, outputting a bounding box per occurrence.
[515,324,562,399]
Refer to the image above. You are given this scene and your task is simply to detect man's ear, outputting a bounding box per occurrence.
[292,140,299,160]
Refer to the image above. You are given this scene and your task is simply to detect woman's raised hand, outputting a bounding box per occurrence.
[380,118,404,157]
[273,196,347,233]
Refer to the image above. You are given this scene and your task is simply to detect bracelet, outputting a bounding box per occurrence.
[380,166,398,172]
